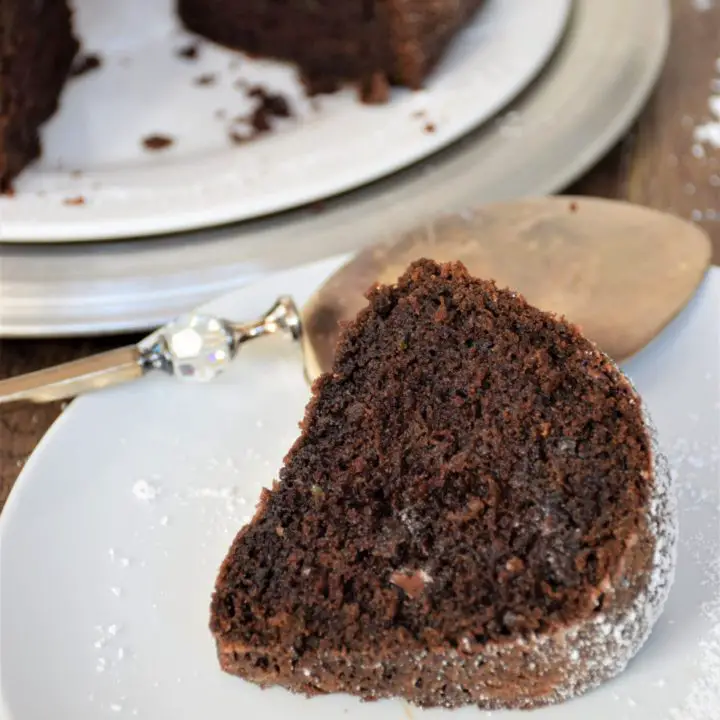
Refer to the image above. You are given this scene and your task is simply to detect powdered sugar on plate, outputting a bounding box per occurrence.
[669,558,720,719]
[691,0,716,11]
[663,391,720,720]
[693,57,720,152]
[131,479,160,501]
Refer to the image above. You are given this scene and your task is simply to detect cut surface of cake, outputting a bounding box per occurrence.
[210,259,676,710]
[178,0,485,99]
[0,0,78,190]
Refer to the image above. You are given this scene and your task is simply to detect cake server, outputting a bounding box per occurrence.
[0,197,711,408]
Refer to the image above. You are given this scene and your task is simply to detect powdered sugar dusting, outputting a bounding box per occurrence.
[523,403,679,706]
[692,54,720,151]
[132,479,160,501]
[668,539,720,720]
[669,562,720,719]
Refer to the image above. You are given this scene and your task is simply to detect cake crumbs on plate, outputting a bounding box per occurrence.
[63,195,85,206]
[142,134,174,151]
[194,73,216,86]
[228,87,292,145]
[70,52,102,77]
[177,42,199,60]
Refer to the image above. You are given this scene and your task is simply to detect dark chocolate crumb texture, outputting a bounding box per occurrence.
[210,260,677,710]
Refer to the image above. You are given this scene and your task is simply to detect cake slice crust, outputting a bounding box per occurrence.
[210,259,675,709]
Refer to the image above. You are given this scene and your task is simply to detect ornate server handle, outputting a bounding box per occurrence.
[0,297,301,408]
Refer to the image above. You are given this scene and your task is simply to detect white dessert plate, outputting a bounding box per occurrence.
[0,0,570,242]
[2,260,718,720]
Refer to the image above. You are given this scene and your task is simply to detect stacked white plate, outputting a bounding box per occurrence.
[0,0,670,335]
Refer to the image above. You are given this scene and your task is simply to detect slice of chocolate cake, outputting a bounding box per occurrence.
[177,0,485,100]
[0,0,78,191]
[210,260,676,709]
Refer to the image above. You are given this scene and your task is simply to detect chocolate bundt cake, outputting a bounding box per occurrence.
[211,259,676,710]
[0,0,484,188]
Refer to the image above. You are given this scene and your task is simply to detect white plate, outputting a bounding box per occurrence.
[0,0,569,242]
[1,260,719,720]
[0,0,672,337]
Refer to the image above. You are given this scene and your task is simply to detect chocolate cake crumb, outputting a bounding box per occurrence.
[248,86,292,118]
[177,42,199,60]
[63,195,85,206]
[210,259,676,710]
[228,86,293,143]
[569,201,579,213]
[424,122,436,134]
[194,73,216,86]
[142,134,174,151]
[70,53,102,77]
[250,107,272,133]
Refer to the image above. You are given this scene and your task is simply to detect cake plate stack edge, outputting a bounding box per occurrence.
[0,0,670,337]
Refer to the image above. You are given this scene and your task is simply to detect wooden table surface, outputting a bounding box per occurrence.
[1,0,719,510]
